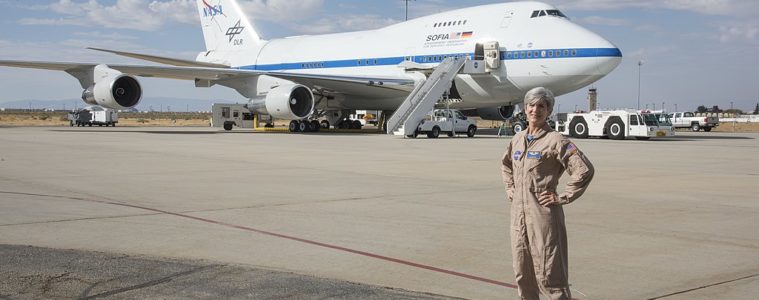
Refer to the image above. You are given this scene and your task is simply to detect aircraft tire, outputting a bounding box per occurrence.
[512,121,525,133]
[298,120,309,132]
[289,120,299,132]
[309,120,320,132]
[320,120,330,129]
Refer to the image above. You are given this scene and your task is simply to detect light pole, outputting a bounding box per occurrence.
[637,60,643,110]
[674,103,678,112]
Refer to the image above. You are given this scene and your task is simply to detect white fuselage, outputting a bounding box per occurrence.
[221,2,622,111]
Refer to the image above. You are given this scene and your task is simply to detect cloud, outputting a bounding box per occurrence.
[239,0,324,22]
[554,0,759,16]
[18,0,197,31]
[576,16,630,26]
[288,14,399,34]
[717,21,759,43]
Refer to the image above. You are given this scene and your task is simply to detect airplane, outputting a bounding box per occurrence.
[0,0,621,132]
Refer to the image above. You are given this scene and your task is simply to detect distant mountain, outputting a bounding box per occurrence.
[0,97,241,112]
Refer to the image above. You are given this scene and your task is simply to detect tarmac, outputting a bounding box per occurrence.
[1,126,758,299]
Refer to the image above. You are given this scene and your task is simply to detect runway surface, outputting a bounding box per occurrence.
[1,127,758,299]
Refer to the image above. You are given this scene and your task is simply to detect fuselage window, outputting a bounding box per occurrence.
[527,51,532,58]
[463,20,467,25]
[507,52,512,59]
[534,51,539,57]
[358,60,362,65]
[548,50,553,57]
[374,59,378,65]
[434,23,438,27]
[520,52,525,58]
[541,51,546,57]
[571,49,577,56]
[447,21,452,26]
[457,20,462,25]
[563,49,569,56]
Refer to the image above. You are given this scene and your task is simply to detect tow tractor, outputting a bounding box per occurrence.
[555,110,674,140]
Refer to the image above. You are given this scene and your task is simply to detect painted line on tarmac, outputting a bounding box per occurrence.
[0,191,518,290]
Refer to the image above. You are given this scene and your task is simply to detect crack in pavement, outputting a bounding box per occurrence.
[78,265,218,300]
[647,273,759,299]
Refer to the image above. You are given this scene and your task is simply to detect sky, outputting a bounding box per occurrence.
[1,0,758,113]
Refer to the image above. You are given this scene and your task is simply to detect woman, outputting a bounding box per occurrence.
[501,87,594,300]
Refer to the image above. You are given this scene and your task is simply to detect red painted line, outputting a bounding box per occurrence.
[109,202,519,289]
[2,191,521,290]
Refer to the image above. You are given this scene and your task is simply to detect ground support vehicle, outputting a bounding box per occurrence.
[413,109,477,138]
[212,103,255,130]
[555,110,674,140]
[68,107,118,127]
[670,112,719,132]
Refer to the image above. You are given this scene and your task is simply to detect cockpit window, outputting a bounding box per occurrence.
[546,10,566,18]
[531,9,567,19]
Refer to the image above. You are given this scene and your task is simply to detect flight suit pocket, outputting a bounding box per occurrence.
[529,151,559,189]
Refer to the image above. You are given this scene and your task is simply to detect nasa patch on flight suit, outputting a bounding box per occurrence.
[513,150,523,161]
[526,151,542,159]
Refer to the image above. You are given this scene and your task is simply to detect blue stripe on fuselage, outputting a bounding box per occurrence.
[238,47,622,71]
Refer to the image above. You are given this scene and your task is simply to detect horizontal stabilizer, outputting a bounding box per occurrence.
[88,47,229,68]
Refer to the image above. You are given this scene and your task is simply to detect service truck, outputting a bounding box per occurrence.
[555,110,674,140]
[669,112,719,132]
[413,109,477,138]
[68,106,118,127]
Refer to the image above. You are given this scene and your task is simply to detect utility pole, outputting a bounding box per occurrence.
[637,60,644,110]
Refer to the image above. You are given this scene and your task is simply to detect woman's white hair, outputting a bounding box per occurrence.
[523,87,555,114]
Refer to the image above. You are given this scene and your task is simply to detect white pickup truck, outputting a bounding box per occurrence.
[414,109,477,138]
[669,112,719,132]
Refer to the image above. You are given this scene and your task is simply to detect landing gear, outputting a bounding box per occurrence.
[289,120,322,133]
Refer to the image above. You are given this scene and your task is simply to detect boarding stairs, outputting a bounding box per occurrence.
[387,57,467,137]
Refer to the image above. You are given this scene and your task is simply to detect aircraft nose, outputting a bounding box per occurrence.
[595,46,622,76]
[589,33,622,75]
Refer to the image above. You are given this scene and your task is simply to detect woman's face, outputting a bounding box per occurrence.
[526,99,550,126]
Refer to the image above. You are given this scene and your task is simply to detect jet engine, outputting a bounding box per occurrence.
[247,84,314,120]
[463,106,516,121]
[82,71,142,110]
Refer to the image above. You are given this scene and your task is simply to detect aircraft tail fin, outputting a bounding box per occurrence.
[195,0,265,66]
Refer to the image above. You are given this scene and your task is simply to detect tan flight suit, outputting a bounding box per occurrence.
[501,125,594,300]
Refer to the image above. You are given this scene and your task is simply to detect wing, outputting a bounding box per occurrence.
[0,59,416,98]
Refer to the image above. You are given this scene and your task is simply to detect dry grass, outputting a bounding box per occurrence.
[0,112,211,127]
